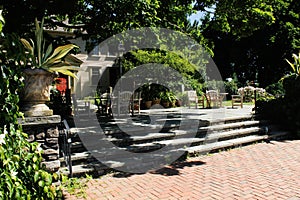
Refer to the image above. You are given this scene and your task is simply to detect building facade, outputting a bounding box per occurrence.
[47,29,119,99]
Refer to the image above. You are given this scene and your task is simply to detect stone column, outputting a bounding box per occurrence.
[18,115,61,172]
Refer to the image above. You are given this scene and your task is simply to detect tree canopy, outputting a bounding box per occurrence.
[1,1,201,40]
[1,0,299,87]
[199,0,300,87]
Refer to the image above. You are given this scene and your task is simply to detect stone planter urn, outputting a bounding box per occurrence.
[20,68,55,117]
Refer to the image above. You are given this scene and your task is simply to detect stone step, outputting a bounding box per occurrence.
[70,141,86,152]
[65,128,289,161]
[204,120,260,132]
[185,135,269,154]
[206,127,262,141]
[61,129,291,176]
[70,115,254,141]
[59,152,92,167]
[62,111,288,176]
[66,126,263,161]
[127,137,204,152]
[125,126,262,153]
[268,130,291,140]
[69,120,260,149]
[68,120,263,154]
[209,115,253,125]
[64,131,291,176]
[59,152,90,162]
[111,120,260,144]
[60,164,94,177]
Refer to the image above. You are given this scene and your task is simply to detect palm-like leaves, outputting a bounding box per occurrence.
[0,10,5,32]
[20,18,81,78]
[280,52,300,82]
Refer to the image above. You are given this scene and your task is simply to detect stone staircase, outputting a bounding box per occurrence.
[59,108,289,176]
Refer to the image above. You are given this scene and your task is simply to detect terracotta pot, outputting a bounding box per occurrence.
[152,99,161,105]
[20,68,54,117]
[170,101,176,107]
[176,100,182,107]
[162,101,170,108]
[145,101,152,109]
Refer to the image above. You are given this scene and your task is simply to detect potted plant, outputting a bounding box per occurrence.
[141,84,153,109]
[160,91,176,108]
[150,83,162,105]
[20,18,81,117]
[175,92,186,107]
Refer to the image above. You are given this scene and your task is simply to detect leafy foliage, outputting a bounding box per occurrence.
[280,51,300,81]
[224,81,238,98]
[201,0,300,87]
[61,174,92,199]
[122,49,205,95]
[1,0,211,52]
[20,18,80,78]
[0,10,4,32]
[265,82,285,97]
[256,52,300,137]
[0,126,62,199]
[0,14,62,199]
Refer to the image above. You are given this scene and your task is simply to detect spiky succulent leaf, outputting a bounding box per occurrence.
[43,44,53,63]
[43,44,78,67]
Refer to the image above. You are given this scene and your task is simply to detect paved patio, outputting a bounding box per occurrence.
[64,137,300,199]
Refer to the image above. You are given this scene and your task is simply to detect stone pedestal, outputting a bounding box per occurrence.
[18,115,61,172]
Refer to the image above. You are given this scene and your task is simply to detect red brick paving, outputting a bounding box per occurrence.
[64,140,300,200]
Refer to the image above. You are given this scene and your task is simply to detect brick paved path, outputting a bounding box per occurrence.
[64,140,300,200]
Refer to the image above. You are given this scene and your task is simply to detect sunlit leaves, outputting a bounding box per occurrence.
[0,10,4,32]
[0,20,61,199]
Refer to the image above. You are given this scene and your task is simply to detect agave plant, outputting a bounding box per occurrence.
[280,52,300,82]
[20,18,81,78]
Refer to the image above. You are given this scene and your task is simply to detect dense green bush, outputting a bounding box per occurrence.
[256,52,300,137]
[0,126,62,199]
[122,49,205,95]
[224,80,238,98]
[0,15,62,199]
[265,82,285,97]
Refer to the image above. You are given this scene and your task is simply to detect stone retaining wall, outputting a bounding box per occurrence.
[18,115,61,172]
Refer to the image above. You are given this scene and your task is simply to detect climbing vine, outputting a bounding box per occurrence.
[0,12,62,199]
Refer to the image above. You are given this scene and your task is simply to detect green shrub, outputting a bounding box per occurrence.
[257,79,300,137]
[0,126,62,199]
[265,82,285,97]
[0,16,62,199]
[224,80,238,98]
[257,52,300,137]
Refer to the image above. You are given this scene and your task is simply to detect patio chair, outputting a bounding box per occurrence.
[71,94,91,116]
[97,92,112,115]
[186,90,205,108]
[206,90,222,108]
[198,95,205,108]
[231,94,243,108]
[117,91,133,115]
[131,91,142,115]
[186,90,198,108]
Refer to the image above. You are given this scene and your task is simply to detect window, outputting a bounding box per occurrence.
[91,68,100,86]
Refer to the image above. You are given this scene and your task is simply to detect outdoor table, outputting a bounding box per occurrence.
[94,96,112,115]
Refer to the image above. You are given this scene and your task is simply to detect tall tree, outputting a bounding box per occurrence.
[1,1,205,43]
[199,0,300,87]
